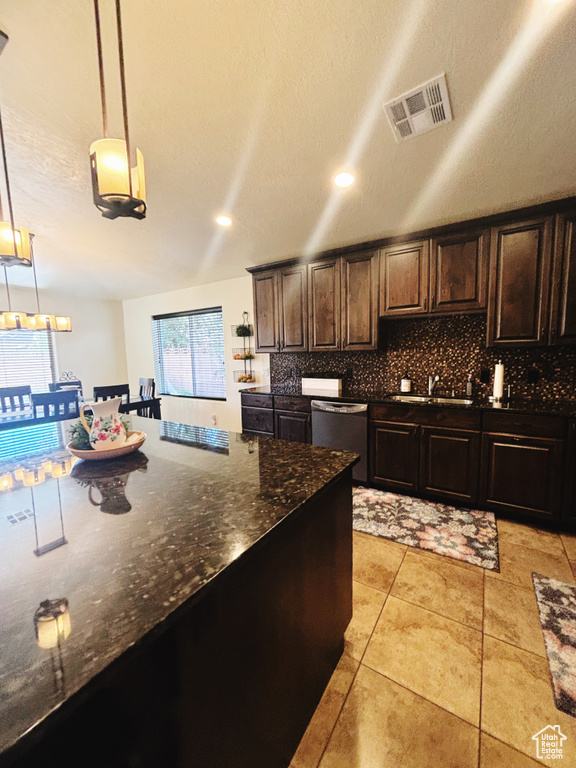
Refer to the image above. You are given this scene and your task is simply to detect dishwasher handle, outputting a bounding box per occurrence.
[311,400,368,415]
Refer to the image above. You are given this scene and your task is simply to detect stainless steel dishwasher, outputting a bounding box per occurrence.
[311,400,368,482]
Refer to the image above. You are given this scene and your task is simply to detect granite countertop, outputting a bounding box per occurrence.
[240,386,576,417]
[0,417,358,759]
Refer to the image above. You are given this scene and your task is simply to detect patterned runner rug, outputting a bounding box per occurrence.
[533,573,576,717]
[353,486,500,571]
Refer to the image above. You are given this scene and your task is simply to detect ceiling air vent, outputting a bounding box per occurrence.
[384,74,453,143]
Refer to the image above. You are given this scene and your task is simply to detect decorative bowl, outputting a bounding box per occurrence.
[66,431,146,461]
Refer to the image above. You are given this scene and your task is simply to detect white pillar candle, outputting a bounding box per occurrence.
[493,361,505,400]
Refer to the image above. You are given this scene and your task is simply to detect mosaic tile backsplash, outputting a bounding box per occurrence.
[270,315,576,401]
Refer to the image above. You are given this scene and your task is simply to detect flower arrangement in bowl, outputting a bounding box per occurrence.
[67,415,146,461]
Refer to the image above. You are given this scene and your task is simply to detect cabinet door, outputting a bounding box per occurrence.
[242,406,274,436]
[253,271,279,353]
[487,217,553,346]
[379,240,429,316]
[550,210,576,345]
[369,420,419,492]
[430,229,488,314]
[278,265,308,352]
[341,251,379,350]
[274,411,311,444]
[420,426,480,505]
[308,259,341,351]
[480,433,564,520]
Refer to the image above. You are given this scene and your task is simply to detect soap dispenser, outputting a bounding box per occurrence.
[400,372,412,393]
[466,374,473,398]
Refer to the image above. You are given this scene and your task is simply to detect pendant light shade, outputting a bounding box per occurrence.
[90,139,146,219]
[0,223,31,267]
[91,1,146,220]
[34,598,71,650]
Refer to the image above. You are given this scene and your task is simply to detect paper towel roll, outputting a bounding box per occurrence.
[493,361,504,400]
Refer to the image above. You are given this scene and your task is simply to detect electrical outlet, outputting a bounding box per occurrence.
[527,367,540,384]
[480,368,490,384]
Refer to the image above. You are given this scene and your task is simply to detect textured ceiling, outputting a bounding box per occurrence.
[0,0,575,300]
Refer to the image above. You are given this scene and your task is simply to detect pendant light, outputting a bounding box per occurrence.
[0,33,71,332]
[90,0,146,220]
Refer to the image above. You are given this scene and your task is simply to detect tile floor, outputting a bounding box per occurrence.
[290,519,576,768]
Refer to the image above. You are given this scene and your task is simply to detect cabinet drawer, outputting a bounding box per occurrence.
[241,406,274,433]
[371,403,481,430]
[483,412,566,439]
[241,393,273,409]
[274,396,311,413]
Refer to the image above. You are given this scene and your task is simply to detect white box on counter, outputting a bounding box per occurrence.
[301,377,342,396]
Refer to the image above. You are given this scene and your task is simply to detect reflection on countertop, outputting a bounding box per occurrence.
[0,416,358,760]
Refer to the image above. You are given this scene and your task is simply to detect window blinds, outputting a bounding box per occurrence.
[0,330,57,391]
[152,308,226,400]
[0,331,60,460]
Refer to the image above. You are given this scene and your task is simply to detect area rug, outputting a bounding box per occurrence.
[533,573,576,717]
[353,486,500,571]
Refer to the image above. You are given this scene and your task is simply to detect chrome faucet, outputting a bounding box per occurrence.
[428,374,440,395]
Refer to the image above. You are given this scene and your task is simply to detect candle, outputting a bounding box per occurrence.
[493,361,504,400]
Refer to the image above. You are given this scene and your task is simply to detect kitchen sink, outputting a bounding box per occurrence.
[430,396,474,406]
[386,394,474,406]
[386,394,432,403]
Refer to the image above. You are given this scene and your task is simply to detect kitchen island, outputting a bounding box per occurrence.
[0,417,358,768]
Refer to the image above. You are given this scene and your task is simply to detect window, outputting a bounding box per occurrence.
[0,330,57,390]
[0,330,60,461]
[152,307,226,400]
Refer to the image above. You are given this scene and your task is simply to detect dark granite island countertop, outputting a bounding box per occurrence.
[0,417,358,768]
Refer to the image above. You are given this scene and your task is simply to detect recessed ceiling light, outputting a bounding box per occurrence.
[334,172,355,188]
[216,215,232,227]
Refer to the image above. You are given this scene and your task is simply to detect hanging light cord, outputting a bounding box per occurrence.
[116,0,133,198]
[30,235,41,314]
[0,101,17,309]
[94,0,108,137]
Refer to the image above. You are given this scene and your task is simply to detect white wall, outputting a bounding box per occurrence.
[7,286,128,396]
[122,275,269,432]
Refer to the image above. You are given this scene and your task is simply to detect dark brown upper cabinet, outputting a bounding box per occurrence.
[308,258,341,352]
[253,270,280,353]
[341,250,379,350]
[487,216,553,347]
[549,210,576,345]
[254,266,308,353]
[278,265,308,352]
[429,229,489,314]
[379,240,429,316]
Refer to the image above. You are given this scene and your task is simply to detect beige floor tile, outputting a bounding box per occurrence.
[484,578,546,658]
[353,529,407,552]
[319,664,478,768]
[486,540,573,589]
[480,733,542,767]
[344,581,387,662]
[391,549,484,630]
[352,534,405,592]
[363,595,482,725]
[561,534,576,561]
[482,636,576,766]
[497,519,565,557]
[409,545,484,573]
[290,654,359,768]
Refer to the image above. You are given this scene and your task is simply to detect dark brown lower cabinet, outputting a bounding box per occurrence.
[420,426,480,505]
[370,420,419,493]
[241,406,274,437]
[480,433,565,520]
[274,411,311,444]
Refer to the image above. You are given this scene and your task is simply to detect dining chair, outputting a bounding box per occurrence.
[136,378,156,418]
[31,390,80,421]
[93,384,130,403]
[0,385,32,417]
